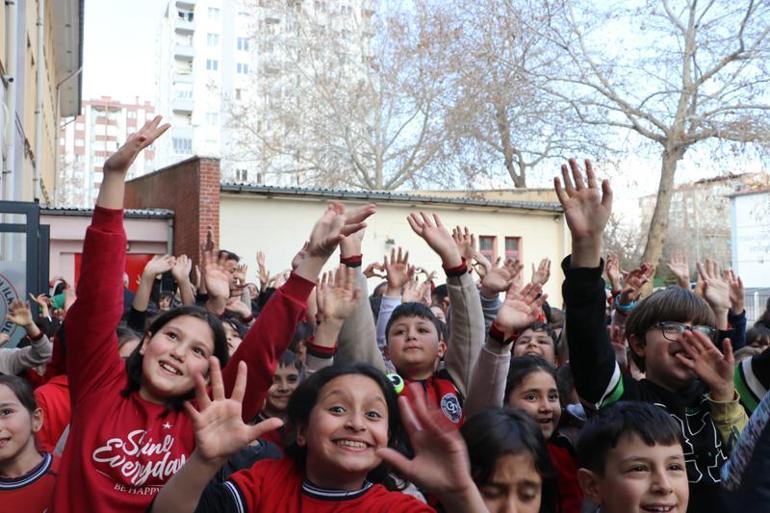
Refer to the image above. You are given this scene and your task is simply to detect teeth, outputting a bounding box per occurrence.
[336,440,367,449]
[643,507,673,512]
[160,362,181,375]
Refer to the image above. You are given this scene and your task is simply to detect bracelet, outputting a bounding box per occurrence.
[614,294,637,313]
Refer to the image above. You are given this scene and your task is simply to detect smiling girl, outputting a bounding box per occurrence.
[50,117,374,513]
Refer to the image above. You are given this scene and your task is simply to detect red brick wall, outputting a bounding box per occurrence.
[124,157,220,268]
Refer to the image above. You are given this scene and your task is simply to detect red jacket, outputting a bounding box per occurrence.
[34,375,70,453]
[50,207,313,513]
[0,452,59,513]
[547,441,583,513]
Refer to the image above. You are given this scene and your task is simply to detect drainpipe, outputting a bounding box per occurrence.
[3,0,19,202]
[33,0,45,202]
[53,66,82,205]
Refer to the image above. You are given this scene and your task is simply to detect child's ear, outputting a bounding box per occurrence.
[437,340,447,358]
[138,333,151,356]
[576,468,602,504]
[31,407,44,433]
[383,344,390,360]
[628,333,646,359]
[296,425,307,447]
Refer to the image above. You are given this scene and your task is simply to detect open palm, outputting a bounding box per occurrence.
[554,159,612,241]
[495,283,547,334]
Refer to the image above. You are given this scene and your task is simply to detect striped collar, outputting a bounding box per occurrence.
[0,452,53,490]
[301,479,374,500]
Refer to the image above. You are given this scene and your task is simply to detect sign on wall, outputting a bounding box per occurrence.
[732,192,770,288]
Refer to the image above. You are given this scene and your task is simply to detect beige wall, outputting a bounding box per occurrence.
[220,193,568,305]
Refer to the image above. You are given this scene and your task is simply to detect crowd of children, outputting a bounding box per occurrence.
[3,118,770,513]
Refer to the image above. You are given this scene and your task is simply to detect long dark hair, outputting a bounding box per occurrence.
[0,375,38,414]
[121,305,229,410]
[284,363,403,485]
[461,408,558,513]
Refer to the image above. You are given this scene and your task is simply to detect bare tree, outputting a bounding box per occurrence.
[228,1,452,190]
[441,0,596,188]
[540,0,770,266]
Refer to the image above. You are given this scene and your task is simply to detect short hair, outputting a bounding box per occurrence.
[0,375,38,414]
[577,401,683,475]
[385,302,443,344]
[555,362,575,406]
[624,287,715,371]
[505,355,558,405]
[284,363,402,484]
[513,322,558,352]
[122,305,229,410]
[116,324,141,349]
[431,284,448,302]
[461,408,557,513]
[278,349,303,371]
[223,317,247,339]
[747,323,770,346]
[218,250,240,262]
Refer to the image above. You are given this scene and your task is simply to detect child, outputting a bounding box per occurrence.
[504,357,583,513]
[512,322,559,366]
[50,117,375,513]
[461,408,558,513]
[556,158,744,513]
[151,363,488,512]
[576,401,689,513]
[0,375,59,513]
[254,350,303,447]
[0,299,52,376]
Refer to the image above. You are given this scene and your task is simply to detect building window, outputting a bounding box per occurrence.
[235,88,242,100]
[172,138,193,154]
[236,63,249,74]
[178,10,194,22]
[206,59,219,71]
[207,33,219,46]
[236,37,249,51]
[208,7,220,18]
[206,112,219,125]
[236,169,248,182]
[504,237,521,261]
[479,236,497,262]
[127,111,136,118]
[75,139,84,147]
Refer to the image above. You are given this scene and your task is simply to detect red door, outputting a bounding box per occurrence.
[74,253,155,293]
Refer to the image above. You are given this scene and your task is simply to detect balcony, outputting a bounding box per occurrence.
[172,97,194,113]
[174,43,194,60]
[176,0,196,7]
[175,17,195,33]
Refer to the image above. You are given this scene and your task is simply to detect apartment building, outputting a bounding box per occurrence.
[58,97,157,207]
[155,0,373,185]
[0,0,83,204]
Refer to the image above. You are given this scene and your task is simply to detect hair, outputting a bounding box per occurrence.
[385,302,443,344]
[555,362,576,406]
[117,324,142,349]
[624,287,716,371]
[505,355,559,405]
[278,349,303,371]
[0,375,38,414]
[513,322,558,352]
[218,250,240,262]
[121,305,229,410]
[431,284,448,302]
[461,408,558,513]
[284,363,402,484]
[222,317,247,339]
[289,321,314,354]
[747,323,770,347]
[577,401,683,475]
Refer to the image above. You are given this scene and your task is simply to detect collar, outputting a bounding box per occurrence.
[0,452,52,489]
[301,479,373,501]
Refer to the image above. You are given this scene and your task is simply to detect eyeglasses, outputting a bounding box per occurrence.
[652,322,716,342]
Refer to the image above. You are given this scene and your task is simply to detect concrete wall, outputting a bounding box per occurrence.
[220,193,568,305]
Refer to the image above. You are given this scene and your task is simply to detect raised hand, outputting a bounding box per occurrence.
[407,212,462,268]
[554,158,612,268]
[674,332,735,402]
[185,359,283,465]
[402,277,430,304]
[7,299,34,327]
[480,258,522,299]
[225,297,252,321]
[316,265,362,324]
[306,203,376,259]
[377,384,485,513]
[723,269,744,314]
[171,254,192,283]
[697,259,730,328]
[340,227,365,259]
[143,254,176,279]
[202,249,231,301]
[0,334,9,348]
[383,247,413,296]
[493,283,547,338]
[618,263,655,305]
[604,254,623,291]
[530,258,551,286]
[452,226,476,270]
[363,262,386,279]
[28,293,50,318]
[104,116,170,175]
[666,253,690,289]
[256,251,270,290]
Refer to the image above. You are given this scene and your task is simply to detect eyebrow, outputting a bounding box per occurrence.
[322,389,387,406]
[0,402,17,408]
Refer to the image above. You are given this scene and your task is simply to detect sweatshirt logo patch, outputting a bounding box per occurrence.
[440,393,462,423]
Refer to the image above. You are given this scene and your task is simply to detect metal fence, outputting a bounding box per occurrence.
[744,289,770,325]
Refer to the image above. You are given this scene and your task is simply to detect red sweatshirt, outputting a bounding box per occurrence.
[225,458,434,513]
[34,375,70,453]
[0,452,59,513]
[547,442,583,513]
[50,207,313,513]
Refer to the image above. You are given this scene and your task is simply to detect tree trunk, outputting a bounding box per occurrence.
[640,146,686,268]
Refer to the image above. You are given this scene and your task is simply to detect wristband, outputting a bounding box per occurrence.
[340,254,362,268]
[305,338,336,359]
[29,330,45,342]
[489,322,515,345]
[614,294,637,313]
[444,257,469,277]
[241,314,254,324]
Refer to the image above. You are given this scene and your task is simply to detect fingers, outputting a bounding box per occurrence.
[723,339,734,367]
[193,371,212,412]
[209,357,226,401]
[584,159,597,188]
[231,361,248,403]
[376,447,414,480]
[249,417,284,442]
[569,158,586,189]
